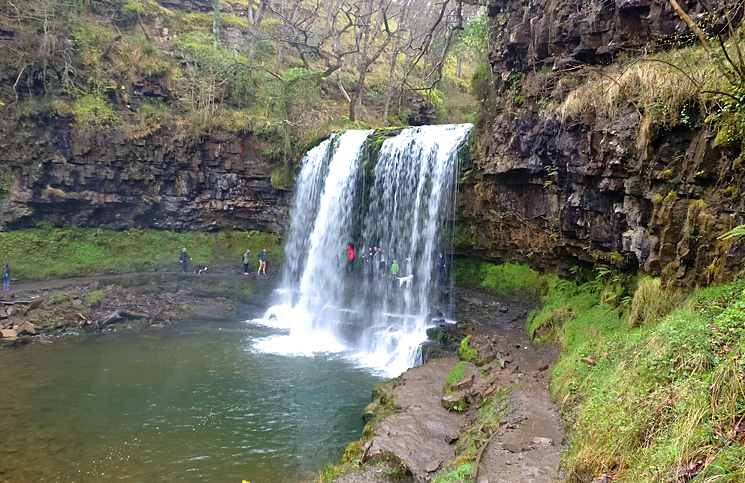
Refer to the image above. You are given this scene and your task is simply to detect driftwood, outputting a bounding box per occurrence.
[0,300,32,305]
[97,309,149,328]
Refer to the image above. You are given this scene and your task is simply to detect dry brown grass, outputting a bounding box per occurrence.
[558,45,726,149]
[627,277,686,328]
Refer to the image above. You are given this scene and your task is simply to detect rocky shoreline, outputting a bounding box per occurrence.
[0,269,276,348]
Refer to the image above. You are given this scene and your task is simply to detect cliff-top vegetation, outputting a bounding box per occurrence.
[0,0,485,161]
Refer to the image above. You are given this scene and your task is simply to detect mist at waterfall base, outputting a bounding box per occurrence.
[252,124,472,377]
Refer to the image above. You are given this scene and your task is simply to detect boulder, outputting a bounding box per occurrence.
[441,391,468,412]
[451,375,475,392]
[0,328,17,338]
[16,322,36,336]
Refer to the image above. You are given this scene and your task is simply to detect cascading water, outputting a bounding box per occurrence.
[254,124,472,377]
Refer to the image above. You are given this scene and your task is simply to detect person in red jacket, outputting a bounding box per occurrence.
[346,244,356,272]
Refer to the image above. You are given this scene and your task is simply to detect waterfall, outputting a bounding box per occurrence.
[254,124,472,377]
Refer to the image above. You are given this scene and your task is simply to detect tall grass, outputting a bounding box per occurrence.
[531,272,745,482]
[454,258,550,299]
[0,228,282,281]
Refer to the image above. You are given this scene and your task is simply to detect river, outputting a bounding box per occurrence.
[0,317,383,482]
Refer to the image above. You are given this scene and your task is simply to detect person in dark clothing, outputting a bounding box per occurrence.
[2,264,9,291]
[437,253,447,285]
[346,244,356,272]
[178,248,192,273]
[243,249,251,275]
[258,249,267,275]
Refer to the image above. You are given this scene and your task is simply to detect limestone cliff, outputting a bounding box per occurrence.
[458,0,745,286]
[0,117,290,233]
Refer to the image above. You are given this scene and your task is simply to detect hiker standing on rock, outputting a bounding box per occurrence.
[258,249,266,275]
[243,249,251,275]
[2,264,9,291]
[391,260,399,284]
[179,248,192,274]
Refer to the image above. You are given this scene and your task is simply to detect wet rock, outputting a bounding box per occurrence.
[362,400,380,423]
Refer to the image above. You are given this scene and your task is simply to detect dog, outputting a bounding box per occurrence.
[396,274,413,287]
[195,267,209,275]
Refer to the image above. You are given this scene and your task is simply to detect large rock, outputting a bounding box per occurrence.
[0,328,17,338]
[16,322,36,336]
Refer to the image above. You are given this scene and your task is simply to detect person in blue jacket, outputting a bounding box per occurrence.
[258,249,267,275]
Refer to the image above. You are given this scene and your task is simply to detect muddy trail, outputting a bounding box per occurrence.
[337,285,563,483]
[1,267,280,298]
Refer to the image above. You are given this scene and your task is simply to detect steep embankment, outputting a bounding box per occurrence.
[457,0,745,287]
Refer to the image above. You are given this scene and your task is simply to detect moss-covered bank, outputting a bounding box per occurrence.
[0,228,281,281]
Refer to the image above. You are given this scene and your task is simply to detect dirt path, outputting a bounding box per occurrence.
[1,267,280,298]
[457,286,563,483]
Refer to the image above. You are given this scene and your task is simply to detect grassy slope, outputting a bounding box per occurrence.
[454,258,745,482]
[0,228,282,281]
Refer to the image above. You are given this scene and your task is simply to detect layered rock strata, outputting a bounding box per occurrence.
[459,0,745,286]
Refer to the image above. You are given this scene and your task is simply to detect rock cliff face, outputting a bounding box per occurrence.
[0,117,290,233]
[458,0,745,286]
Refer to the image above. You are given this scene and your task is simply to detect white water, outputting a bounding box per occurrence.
[253,124,472,377]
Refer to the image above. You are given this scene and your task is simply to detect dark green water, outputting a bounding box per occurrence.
[0,319,383,482]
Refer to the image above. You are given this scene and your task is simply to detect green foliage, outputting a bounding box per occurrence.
[0,228,282,281]
[71,94,122,127]
[531,273,745,482]
[431,462,475,483]
[455,258,548,300]
[84,290,105,305]
[72,22,117,67]
[443,360,468,396]
[0,165,16,206]
[719,223,745,240]
[457,335,480,364]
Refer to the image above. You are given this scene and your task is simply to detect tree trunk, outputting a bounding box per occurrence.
[275,42,284,75]
[213,0,221,48]
[456,56,463,78]
[666,0,710,53]
[337,73,351,103]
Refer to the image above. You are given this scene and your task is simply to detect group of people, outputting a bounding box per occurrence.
[346,245,449,286]
[242,249,267,276]
[176,248,267,275]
